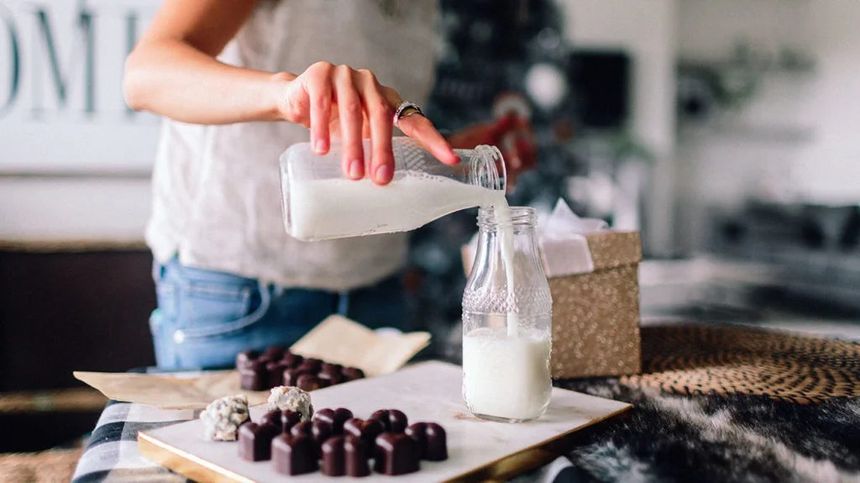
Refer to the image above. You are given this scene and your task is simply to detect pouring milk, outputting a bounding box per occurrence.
[279,137,548,420]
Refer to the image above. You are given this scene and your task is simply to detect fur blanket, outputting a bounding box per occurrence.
[556,378,860,482]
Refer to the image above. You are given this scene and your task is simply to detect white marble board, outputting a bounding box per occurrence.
[138,361,630,482]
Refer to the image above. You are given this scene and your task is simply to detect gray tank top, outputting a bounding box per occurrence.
[146,0,438,290]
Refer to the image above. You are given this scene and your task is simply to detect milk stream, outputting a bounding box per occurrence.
[490,200,520,337]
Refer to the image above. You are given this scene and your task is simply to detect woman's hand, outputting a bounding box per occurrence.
[447,114,537,187]
[275,62,459,185]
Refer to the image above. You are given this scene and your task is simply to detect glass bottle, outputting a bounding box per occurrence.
[279,137,505,241]
[462,206,553,422]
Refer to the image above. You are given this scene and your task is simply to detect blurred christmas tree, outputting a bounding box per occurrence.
[408,0,586,357]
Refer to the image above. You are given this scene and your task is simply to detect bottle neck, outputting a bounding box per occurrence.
[475,207,543,266]
[455,145,506,191]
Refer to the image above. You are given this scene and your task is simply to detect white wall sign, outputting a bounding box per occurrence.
[0,0,159,174]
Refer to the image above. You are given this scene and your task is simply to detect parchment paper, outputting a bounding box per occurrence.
[74,315,431,409]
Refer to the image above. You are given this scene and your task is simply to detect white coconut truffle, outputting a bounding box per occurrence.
[200,394,249,441]
[267,386,313,421]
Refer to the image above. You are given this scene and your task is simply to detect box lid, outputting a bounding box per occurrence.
[584,231,642,272]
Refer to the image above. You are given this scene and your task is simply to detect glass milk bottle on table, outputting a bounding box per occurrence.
[462,206,553,422]
[279,137,506,241]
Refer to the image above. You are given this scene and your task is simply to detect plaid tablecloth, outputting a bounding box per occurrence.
[71,400,574,482]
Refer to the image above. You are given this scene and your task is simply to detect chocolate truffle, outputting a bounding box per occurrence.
[272,434,318,476]
[267,386,314,421]
[341,367,365,381]
[291,420,333,455]
[406,422,448,461]
[314,408,353,434]
[238,422,279,461]
[370,409,408,433]
[344,434,371,477]
[344,417,384,446]
[200,394,249,441]
[239,359,267,391]
[374,432,420,475]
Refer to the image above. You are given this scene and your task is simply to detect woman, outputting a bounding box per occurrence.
[125,0,533,370]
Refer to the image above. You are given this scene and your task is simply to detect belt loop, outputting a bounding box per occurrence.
[152,260,167,282]
[337,290,350,316]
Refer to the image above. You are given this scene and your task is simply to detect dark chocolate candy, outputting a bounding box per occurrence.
[235,350,259,370]
[322,435,370,477]
[238,422,279,461]
[345,434,371,477]
[344,417,384,446]
[406,422,448,461]
[281,410,302,433]
[370,409,408,433]
[374,432,420,475]
[281,352,304,369]
[239,359,267,391]
[313,408,353,434]
[291,420,333,456]
[258,409,301,434]
[321,435,346,477]
[297,373,325,391]
[283,368,313,387]
[272,434,318,476]
[259,409,282,430]
[265,361,288,388]
[320,362,343,375]
[263,346,286,360]
[298,358,323,373]
[319,370,345,386]
[341,367,365,381]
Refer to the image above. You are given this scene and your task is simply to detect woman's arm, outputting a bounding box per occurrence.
[124,0,281,124]
[124,0,457,184]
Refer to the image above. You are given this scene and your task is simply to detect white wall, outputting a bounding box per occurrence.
[678,0,860,208]
[0,177,151,244]
[560,0,679,256]
[0,0,160,173]
[0,0,158,244]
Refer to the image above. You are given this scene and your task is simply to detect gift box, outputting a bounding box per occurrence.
[462,201,642,379]
[546,229,641,378]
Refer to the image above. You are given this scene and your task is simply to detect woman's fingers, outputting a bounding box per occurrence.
[355,69,394,185]
[335,65,364,180]
[383,85,458,165]
[396,114,459,166]
[290,63,459,183]
[304,61,333,154]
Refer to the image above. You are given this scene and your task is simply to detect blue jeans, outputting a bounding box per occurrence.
[149,258,406,370]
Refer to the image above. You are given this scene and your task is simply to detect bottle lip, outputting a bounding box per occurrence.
[470,145,506,191]
[477,206,537,228]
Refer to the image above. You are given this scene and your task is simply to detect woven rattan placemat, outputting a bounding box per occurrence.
[622,324,860,404]
[0,448,83,482]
